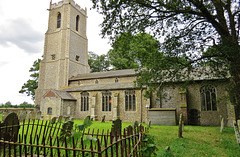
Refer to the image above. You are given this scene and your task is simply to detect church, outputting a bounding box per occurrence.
[35,0,234,127]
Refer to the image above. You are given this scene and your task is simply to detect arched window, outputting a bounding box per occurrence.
[81,92,89,111]
[200,85,217,111]
[102,92,112,112]
[125,90,136,111]
[57,12,61,28]
[47,107,52,115]
[76,15,79,31]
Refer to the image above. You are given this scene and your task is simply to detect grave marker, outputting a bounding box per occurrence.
[0,112,20,142]
[133,121,138,130]
[220,116,224,133]
[19,111,27,122]
[58,115,63,122]
[35,111,41,120]
[111,118,122,137]
[233,121,240,145]
[101,115,106,122]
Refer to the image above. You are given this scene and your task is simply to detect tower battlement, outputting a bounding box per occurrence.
[51,0,87,16]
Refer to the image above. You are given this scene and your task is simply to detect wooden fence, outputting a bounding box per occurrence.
[0,119,146,157]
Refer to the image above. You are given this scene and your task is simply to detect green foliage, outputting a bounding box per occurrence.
[88,51,110,72]
[19,58,41,100]
[108,32,161,70]
[0,101,34,108]
[140,134,158,157]
[91,0,240,118]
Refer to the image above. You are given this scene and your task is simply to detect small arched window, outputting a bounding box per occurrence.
[81,92,89,111]
[57,12,61,28]
[76,15,79,31]
[200,85,217,111]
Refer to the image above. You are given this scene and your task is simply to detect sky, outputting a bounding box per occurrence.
[0,0,111,105]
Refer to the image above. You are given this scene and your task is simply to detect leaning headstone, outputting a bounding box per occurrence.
[233,121,240,145]
[19,111,27,122]
[237,120,240,132]
[133,121,138,130]
[101,115,106,122]
[111,118,122,137]
[35,111,41,120]
[0,112,20,142]
[178,113,183,138]
[220,116,224,133]
[148,120,151,129]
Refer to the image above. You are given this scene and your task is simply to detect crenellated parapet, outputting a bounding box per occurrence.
[50,0,87,16]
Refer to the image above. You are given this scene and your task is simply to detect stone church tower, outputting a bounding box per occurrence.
[35,0,89,106]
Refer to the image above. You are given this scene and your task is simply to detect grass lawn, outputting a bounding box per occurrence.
[1,115,239,156]
[149,125,240,157]
[74,120,240,156]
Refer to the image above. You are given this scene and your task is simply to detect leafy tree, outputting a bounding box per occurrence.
[108,32,161,70]
[91,0,240,119]
[88,51,110,72]
[19,59,41,100]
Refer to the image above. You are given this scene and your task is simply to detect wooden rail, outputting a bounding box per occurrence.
[0,119,146,157]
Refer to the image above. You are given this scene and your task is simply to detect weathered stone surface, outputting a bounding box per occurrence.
[111,118,122,136]
[19,111,27,122]
[35,111,41,120]
[0,112,20,142]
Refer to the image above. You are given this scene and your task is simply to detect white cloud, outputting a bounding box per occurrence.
[0,19,43,53]
[0,0,111,105]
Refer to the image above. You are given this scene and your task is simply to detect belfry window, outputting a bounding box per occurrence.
[76,15,79,31]
[81,92,89,111]
[57,12,61,28]
[47,107,52,115]
[200,85,217,111]
[125,90,136,111]
[102,92,112,112]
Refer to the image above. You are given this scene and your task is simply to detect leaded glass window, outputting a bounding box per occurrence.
[200,85,217,111]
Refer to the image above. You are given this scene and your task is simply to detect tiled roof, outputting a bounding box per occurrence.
[53,90,76,100]
[70,69,136,81]
[62,82,139,92]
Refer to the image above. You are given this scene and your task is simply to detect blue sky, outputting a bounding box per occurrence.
[0,0,111,105]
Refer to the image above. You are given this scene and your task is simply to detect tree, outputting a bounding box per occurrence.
[108,32,161,70]
[91,0,240,119]
[88,51,110,72]
[19,59,41,100]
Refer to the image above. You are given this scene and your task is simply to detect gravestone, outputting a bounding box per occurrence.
[60,120,74,139]
[25,111,30,121]
[84,116,92,128]
[64,116,70,121]
[29,111,35,120]
[51,117,57,124]
[148,120,151,129]
[126,125,133,136]
[19,111,27,122]
[2,112,8,121]
[35,111,41,120]
[133,121,138,130]
[178,113,183,138]
[111,118,122,137]
[58,115,63,122]
[0,112,20,142]
[101,115,106,122]
[220,116,224,133]
[233,121,240,145]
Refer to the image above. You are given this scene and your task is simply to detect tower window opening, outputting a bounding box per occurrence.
[47,107,52,115]
[57,12,61,28]
[76,55,80,61]
[51,54,56,60]
[76,15,79,31]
